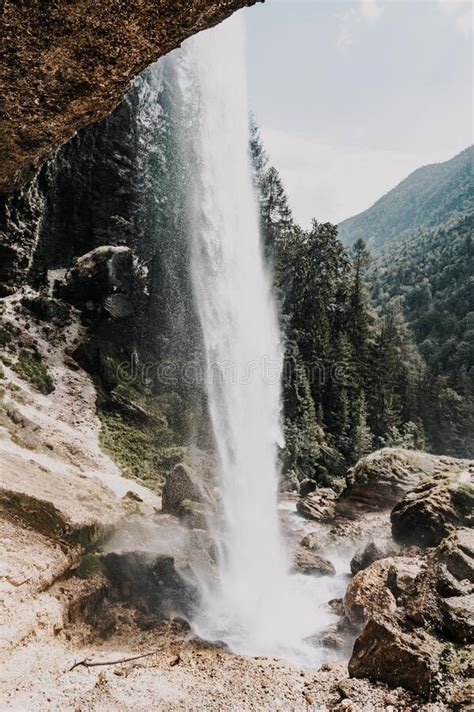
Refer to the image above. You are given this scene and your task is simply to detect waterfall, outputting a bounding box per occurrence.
[149,14,336,664]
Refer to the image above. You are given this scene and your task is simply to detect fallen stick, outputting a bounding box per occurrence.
[69,650,161,671]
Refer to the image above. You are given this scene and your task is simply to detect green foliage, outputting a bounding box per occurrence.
[12,349,54,394]
[250,123,473,480]
[338,145,473,251]
[98,408,184,492]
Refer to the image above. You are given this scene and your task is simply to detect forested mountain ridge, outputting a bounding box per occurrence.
[250,125,474,469]
[337,145,473,252]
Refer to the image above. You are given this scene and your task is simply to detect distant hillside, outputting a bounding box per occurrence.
[338,145,473,252]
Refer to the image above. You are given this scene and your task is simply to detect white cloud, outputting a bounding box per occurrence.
[336,0,472,50]
[260,127,465,227]
[438,0,473,35]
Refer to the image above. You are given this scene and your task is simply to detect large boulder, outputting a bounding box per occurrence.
[350,539,398,575]
[391,479,474,547]
[293,547,336,576]
[61,246,140,314]
[1,0,261,193]
[296,488,336,522]
[344,559,397,625]
[337,448,472,515]
[344,557,423,625]
[348,616,445,697]
[102,550,195,619]
[161,463,207,520]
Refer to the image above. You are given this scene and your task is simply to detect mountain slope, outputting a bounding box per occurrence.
[338,145,473,251]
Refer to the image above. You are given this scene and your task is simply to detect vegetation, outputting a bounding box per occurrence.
[251,124,473,482]
[12,349,54,394]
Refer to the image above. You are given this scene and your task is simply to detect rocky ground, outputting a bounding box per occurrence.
[0,286,473,710]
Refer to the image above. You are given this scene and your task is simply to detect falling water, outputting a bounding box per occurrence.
[160,15,337,663]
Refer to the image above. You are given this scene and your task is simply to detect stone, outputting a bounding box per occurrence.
[161,463,205,517]
[348,616,445,697]
[279,469,299,494]
[293,547,336,576]
[434,528,474,584]
[337,448,471,515]
[440,593,474,643]
[1,0,262,193]
[62,246,137,306]
[296,489,336,522]
[391,480,474,547]
[102,550,195,618]
[350,539,398,575]
[344,559,397,625]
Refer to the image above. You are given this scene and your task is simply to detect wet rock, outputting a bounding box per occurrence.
[161,463,206,517]
[279,469,299,494]
[180,499,208,530]
[344,559,397,625]
[349,616,444,697]
[296,489,336,522]
[62,246,138,309]
[300,532,320,550]
[350,539,398,575]
[299,478,317,497]
[391,479,474,547]
[337,448,471,515]
[102,550,195,618]
[294,547,336,576]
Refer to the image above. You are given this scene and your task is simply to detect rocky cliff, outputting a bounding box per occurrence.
[1,0,262,193]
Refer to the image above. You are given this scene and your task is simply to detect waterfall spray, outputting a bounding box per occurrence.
[156,14,336,664]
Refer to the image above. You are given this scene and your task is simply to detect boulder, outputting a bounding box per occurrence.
[293,547,336,576]
[440,593,474,643]
[300,532,320,551]
[61,246,142,315]
[348,616,445,697]
[344,559,397,625]
[161,463,205,517]
[337,448,472,515]
[296,489,336,522]
[279,469,299,494]
[433,528,474,584]
[350,539,398,575]
[102,550,195,618]
[391,480,474,547]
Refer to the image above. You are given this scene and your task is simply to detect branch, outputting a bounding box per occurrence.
[69,649,161,672]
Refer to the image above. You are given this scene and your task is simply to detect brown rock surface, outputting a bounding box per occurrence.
[293,547,336,576]
[296,488,336,522]
[348,616,445,697]
[1,0,262,192]
[344,559,397,625]
[391,479,474,547]
[337,448,471,515]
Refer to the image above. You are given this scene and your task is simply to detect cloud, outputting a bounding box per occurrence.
[438,0,473,35]
[259,127,464,227]
[336,0,472,50]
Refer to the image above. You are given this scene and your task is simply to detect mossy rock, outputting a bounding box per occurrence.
[76,553,102,579]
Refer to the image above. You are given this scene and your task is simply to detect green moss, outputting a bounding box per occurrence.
[98,409,184,492]
[12,350,54,394]
[76,553,102,579]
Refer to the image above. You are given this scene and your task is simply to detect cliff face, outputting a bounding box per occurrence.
[1,0,261,193]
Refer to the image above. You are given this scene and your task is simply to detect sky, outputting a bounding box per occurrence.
[244,0,473,226]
